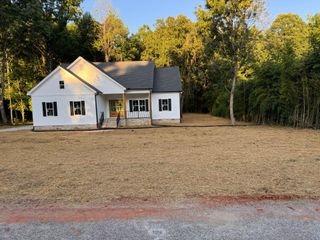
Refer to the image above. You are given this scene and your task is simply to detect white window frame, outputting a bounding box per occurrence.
[132,100,139,112]
[59,80,64,89]
[159,98,172,112]
[162,99,169,111]
[70,101,86,116]
[46,102,54,116]
[130,99,149,112]
[42,102,57,117]
[74,101,82,115]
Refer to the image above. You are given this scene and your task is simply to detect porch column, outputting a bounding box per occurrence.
[149,91,152,119]
[123,93,127,119]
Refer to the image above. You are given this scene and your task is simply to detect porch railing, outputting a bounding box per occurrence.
[126,111,150,119]
[99,112,104,128]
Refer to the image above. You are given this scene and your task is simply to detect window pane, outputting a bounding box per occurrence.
[59,81,64,89]
[74,101,81,115]
[46,102,54,116]
[139,100,146,111]
[162,99,168,111]
[133,100,139,112]
[46,102,53,108]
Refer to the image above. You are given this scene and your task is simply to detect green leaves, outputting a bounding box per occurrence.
[94,9,129,62]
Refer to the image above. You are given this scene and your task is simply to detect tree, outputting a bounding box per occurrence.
[94,9,129,62]
[140,16,193,66]
[75,12,103,61]
[266,14,309,60]
[0,0,19,123]
[198,0,265,125]
[137,16,207,112]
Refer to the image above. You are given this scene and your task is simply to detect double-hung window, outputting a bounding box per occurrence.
[129,99,149,112]
[42,102,58,117]
[70,101,86,116]
[159,99,172,111]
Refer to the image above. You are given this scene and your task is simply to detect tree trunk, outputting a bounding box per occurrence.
[103,21,109,62]
[0,45,8,124]
[20,109,25,123]
[6,58,13,124]
[20,96,25,123]
[230,64,238,126]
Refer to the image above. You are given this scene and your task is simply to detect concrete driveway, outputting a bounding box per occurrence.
[1,199,319,240]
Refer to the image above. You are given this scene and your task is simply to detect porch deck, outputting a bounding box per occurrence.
[100,111,151,128]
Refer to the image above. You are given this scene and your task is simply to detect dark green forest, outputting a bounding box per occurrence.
[1,0,320,128]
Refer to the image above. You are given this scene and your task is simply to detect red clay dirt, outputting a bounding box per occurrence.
[0,195,316,224]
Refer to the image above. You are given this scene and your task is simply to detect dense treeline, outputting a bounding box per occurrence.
[1,0,320,128]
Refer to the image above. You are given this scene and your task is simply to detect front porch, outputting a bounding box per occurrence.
[96,91,152,128]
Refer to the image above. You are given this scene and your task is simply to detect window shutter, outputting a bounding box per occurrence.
[159,99,162,112]
[129,100,133,112]
[70,102,74,116]
[81,101,86,115]
[53,102,58,116]
[42,102,46,117]
[168,99,172,111]
[146,99,149,112]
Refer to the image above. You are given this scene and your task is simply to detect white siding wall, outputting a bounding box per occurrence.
[32,95,97,127]
[30,67,97,127]
[68,59,125,94]
[151,92,181,120]
[96,94,106,120]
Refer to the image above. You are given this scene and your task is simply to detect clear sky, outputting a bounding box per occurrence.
[81,0,320,34]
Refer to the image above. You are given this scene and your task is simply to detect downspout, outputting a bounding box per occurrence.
[180,91,183,122]
[95,93,99,129]
[149,90,152,124]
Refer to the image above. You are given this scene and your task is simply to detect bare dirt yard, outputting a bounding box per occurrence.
[0,114,319,206]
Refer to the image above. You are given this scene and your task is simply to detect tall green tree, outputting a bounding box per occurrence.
[94,9,129,62]
[266,14,309,60]
[198,0,265,125]
[138,16,207,112]
[75,12,103,61]
[0,0,20,123]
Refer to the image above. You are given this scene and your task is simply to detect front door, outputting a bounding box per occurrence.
[109,100,124,117]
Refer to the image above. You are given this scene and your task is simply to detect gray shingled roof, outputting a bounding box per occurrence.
[60,60,182,92]
[153,67,182,92]
[93,61,155,90]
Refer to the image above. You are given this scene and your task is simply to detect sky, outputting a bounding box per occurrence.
[81,0,320,34]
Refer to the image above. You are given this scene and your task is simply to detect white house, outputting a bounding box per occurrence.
[27,57,182,130]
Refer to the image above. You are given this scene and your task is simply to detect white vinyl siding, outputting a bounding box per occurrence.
[151,92,180,120]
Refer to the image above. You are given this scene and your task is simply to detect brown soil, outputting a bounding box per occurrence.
[0,114,319,206]
[180,113,249,126]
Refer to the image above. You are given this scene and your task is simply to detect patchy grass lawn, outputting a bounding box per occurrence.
[0,114,319,206]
